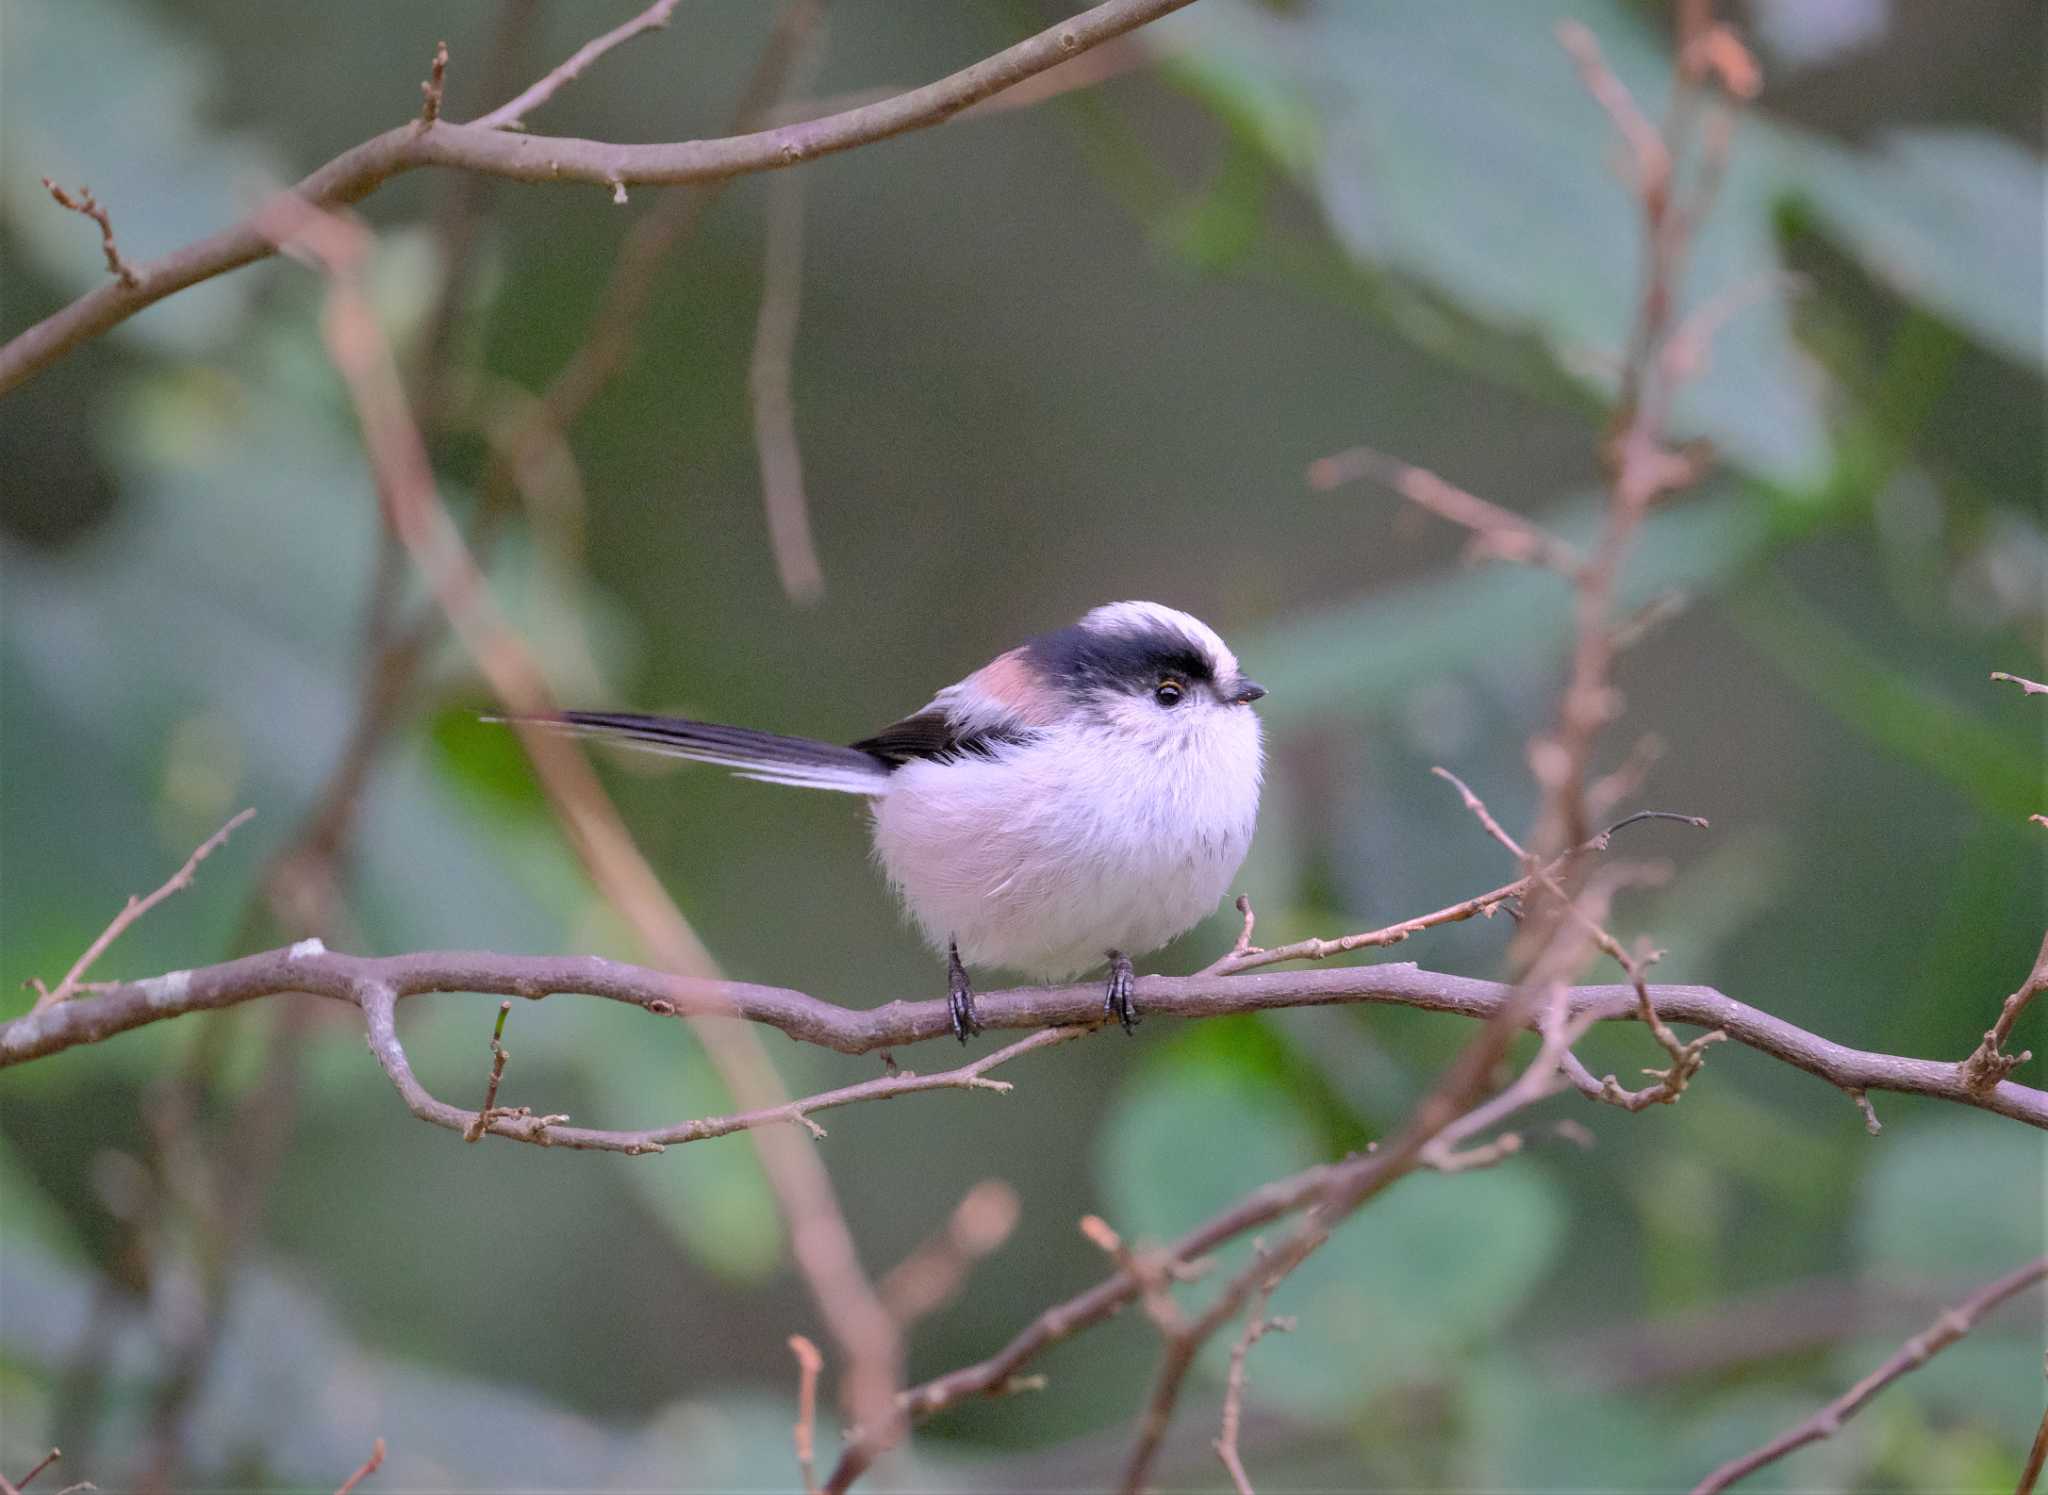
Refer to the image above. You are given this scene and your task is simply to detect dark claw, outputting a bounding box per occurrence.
[1104,949,1138,1034]
[947,938,980,1044]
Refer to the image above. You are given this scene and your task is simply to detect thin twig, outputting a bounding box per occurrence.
[879,1179,1023,1324]
[1689,1256,2048,1494]
[1201,807,1706,976]
[262,198,907,1447]
[333,1438,386,1495]
[11,1451,60,1493]
[1961,930,2048,1093]
[1307,445,1583,576]
[1992,671,2048,696]
[1213,1259,1293,1495]
[2019,1399,2048,1495]
[39,180,139,288]
[462,1002,515,1142]
[417,41,449,128]
[750,162,826,603]
[789,1335,825,1495]
[30,809,256,1012]
[472,0,687,132]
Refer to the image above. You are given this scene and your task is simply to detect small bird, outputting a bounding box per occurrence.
[515,601,1266,1042]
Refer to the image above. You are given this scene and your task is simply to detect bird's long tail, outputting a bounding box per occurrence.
[492,711,892,794]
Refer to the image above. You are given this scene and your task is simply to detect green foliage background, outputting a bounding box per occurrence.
[2,1,2043,1489]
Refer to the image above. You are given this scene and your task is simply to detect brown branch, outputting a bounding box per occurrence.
[1306,444,1584,576]
[461,1001,515,1142]
[261,199,909,1447]
[2020,1400,2048,1495]
[29,809,256,1013]
[418,41,449,128]
[1961,929,2048,1093]
[333,1437,386,1495]
[39,179,139,288]
[9,946,2046,1131]
[750,162,826,603]
[788,1335,825,1495]
[879,1179,1023,1324]
[1110,880,1616,1495]
[1689,1255,2048,1494]
[1213,1258,1293,1495]
[0,0,1199,397]
[1201,808,1705,977]
[472,0,687,132]
[11,1451,60,1493]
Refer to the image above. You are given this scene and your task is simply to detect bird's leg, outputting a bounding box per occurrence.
[947,938,981,1044]
[1104,949,1138,1033]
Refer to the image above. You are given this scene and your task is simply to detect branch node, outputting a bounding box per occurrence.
[419,41,449,128]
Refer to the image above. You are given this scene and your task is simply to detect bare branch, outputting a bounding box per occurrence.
[8,946,2045,1132]
[1307,444,1584,576]
[1961,929,2048,1093]
[2021,1400,2048,1495]
[1213,1257,1293,1495]
[10,1450,61,1493]
[0,0,1200,397]
[880,1180,1023,1324]
[39,179,140,288]
[461,1001,515,1142]
[788,1335,825,1495]
[29,809,256,1013]
[1689,1256,2048,1494]
[751,163,826,604]
[472,0,687,132]
[1204,807,1706,977]
[1992,671,2048,696]
[333,1438,386,1495]
[418,41,449,128]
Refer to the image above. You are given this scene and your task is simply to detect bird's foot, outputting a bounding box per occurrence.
[947,938,981,1044]
[1104,949,1138,1034]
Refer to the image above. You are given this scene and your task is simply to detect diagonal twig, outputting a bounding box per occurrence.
[1690,1255,2048,1494]
[30,809,256,1013]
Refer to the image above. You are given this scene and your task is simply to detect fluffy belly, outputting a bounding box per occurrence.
[868,747,1257,979]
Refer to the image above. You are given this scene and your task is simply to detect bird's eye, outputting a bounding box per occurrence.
[1154,680,1184,706]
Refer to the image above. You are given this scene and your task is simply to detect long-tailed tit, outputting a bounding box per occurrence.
[511,601,1266,1041]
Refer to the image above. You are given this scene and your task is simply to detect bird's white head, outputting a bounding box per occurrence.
[1014,600,1266,747]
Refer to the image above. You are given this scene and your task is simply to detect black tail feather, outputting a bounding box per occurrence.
[490,711,890,792]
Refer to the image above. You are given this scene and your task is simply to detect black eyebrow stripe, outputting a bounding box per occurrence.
[1022,622,1216,695]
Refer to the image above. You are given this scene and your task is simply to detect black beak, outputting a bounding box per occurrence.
[1231,679,1267,705]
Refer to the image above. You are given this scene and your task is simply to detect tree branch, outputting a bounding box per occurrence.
[1689,1255,2048,1494]
[0,0,1199,397]
[8,945,2043,1130]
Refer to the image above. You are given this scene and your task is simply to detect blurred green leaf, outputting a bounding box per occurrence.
[1097,1035,1566,1420]
[1463,1351,1673,1489]
[1157,0,2045,488]
[591,1034,786,1284]
[1849,1115,2045,1431]
[1247,485,1774,728]
[1727,576,2043,823]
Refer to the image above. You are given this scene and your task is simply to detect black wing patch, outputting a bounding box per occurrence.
[849,710,1034,767]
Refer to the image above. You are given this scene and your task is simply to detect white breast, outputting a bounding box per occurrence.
[868,708,1263,979]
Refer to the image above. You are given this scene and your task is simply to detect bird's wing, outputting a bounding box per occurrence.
[848,707,1034,766]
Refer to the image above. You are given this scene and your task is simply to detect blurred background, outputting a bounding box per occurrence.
[3,0,2043,1489]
